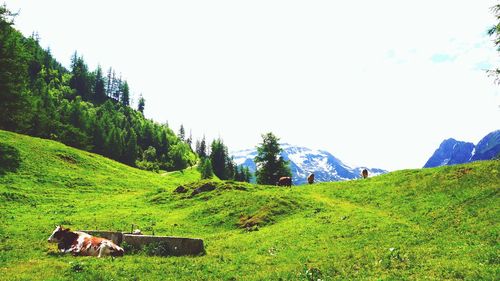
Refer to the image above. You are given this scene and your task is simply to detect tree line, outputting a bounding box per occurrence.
[195,136,252,182]
[0,6,195,171]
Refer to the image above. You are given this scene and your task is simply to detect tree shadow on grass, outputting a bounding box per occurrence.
[0,143,21,175]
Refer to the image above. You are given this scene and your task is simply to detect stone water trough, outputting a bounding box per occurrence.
[80,230,205,256]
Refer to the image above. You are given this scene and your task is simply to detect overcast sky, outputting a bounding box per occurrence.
[6,0,500,170]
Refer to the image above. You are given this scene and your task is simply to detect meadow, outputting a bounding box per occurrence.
[0,130,498,280]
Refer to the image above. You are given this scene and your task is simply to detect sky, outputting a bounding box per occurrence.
[5,0,500,171]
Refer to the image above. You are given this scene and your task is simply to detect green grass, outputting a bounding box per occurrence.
[0,129,498,280]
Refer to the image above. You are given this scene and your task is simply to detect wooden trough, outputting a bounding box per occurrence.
[80,230,204,256]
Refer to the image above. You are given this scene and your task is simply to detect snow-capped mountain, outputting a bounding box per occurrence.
[423,130,500,168]
[231,144,387,185]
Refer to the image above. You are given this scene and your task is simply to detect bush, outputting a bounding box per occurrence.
[143,241,170,256]
[0,143,21,175]
[135,160,160,172]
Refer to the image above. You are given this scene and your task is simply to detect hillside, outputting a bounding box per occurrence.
[1,130,499,280]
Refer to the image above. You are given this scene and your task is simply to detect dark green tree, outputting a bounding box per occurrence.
[196,135,208,159]
[243,166,252,183]
[178,124,185,141]
[198,158,214,179]
[169,143,189,170]
[120,80,130,106]
[254,132,291,185]
[69,52,91,101]
[138,94,145,114]
[105,127,124,160]
[124,130,138,166]
[0,5,32,132]
[92,119,106,154]
[210,138,232,180]
[93,65,106,104]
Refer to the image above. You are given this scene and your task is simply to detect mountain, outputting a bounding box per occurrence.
[424,130,500,168]
[470,130,500,161]
[423,138,475,168]
[232,144,387,184]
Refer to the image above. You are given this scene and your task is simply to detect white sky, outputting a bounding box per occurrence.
[6,0,500,171]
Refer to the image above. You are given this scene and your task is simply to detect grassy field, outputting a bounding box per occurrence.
[0,130,499,280]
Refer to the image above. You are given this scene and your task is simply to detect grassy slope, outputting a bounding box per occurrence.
[0,130,498,281]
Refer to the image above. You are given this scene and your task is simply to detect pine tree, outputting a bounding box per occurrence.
[254,132,291,185]
[226,156,235,180]
[137,94,145,114]
[93,65,106,104]
[196,135,207,159]
[243,166,252,183]
[92,119,106,154]
[157,130,169,160]
[186,130,193,150]
[178,124,185,141]
[0,6,32,132]
[112,73,122,101]
[198,158,214,179]
[120,80,130,106]
[210,138,231,180]
[69,52,91,101]
[106,67,112,97]
[124,130,138,166]
[105,127,124,161]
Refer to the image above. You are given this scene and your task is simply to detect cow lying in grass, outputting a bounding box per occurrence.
[47,225,124,257]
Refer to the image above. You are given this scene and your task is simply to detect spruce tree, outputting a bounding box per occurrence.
[69,52,91,101]
[106,67,112,97]
[254,132,291,185]
[94,66,106,104]
[124,130,138,166]
[178,124,185,141]
[210,138,232,180]
[199,158,214,179]
[186,130,193,150]
[0,6,32,132]
[137,94,145,114]
[196,135,207,159]
[243,166,252,183]
[120,80,130,106]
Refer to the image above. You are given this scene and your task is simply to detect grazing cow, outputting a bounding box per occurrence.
[361,169,368,179]
[277,176,292,187]
[307,173,315,184]
[47,226,124,257]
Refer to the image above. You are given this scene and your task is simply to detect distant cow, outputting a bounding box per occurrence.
[307,173,315,184]
[361,169,368,179]
[47,225,124,257]
[277,176,292,187]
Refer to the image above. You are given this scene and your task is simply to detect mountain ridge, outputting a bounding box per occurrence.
[424,130,500,168]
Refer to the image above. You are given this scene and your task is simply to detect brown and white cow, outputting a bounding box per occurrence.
[277,176,292,187]
[47,226,124,257]
[307,173,315,184]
